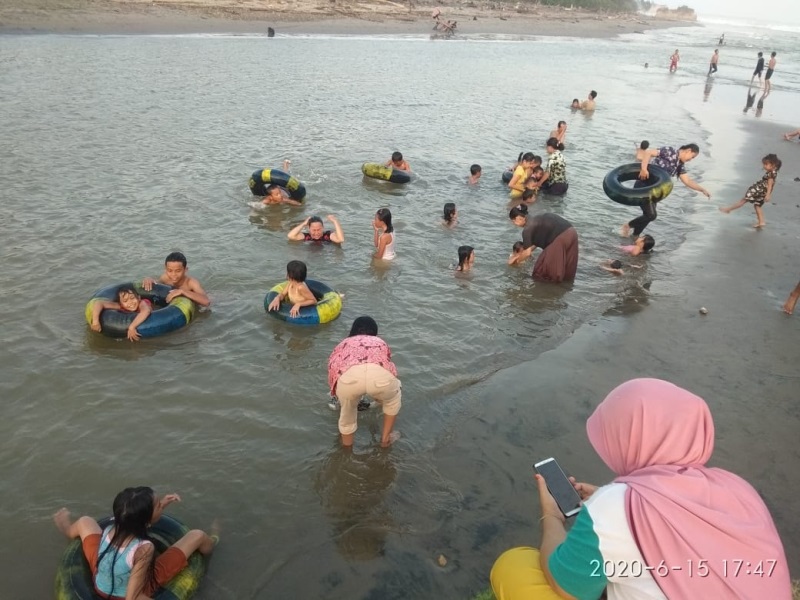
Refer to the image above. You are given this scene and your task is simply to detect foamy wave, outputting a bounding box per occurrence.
[698,14,800,33]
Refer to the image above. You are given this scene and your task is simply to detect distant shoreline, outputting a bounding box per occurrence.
[0,0,696,37]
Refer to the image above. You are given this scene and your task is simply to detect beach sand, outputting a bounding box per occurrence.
[425,113,800,589]
[0,0,689,36]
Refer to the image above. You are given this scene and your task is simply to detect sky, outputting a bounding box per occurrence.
[666,0,800,24]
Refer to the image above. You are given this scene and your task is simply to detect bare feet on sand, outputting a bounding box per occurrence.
[754,222,765,229]
[783,302,794,315]
[53,508,72,536]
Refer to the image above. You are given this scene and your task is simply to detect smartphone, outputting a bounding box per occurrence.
[533,458,582,518]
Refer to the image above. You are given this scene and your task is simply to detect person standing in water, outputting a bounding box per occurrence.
[765,52,777,93]
[373,208,396,260]
[549,121,567,148]
[580,90,597,111]
[708,49,719,75]
[634,140,650,162]
[669,49,680,73]
[621,144,711,237]
[751,52,765,86]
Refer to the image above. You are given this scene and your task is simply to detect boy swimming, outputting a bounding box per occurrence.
[267,260,318,317]
[142,252,210,307]
[468,164,482,184]
[386,151,411,173]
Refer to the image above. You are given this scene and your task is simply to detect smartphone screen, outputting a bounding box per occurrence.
[533,458,582,518]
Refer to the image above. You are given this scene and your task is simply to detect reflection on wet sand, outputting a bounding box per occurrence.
[315,445,398,561]
[703,76,715,102]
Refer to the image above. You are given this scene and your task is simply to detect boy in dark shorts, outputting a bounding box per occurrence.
[751,52,765,85]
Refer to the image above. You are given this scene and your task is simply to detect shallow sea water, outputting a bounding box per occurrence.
[0,23,798,598]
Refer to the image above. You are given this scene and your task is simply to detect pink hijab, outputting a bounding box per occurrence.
[587,378,790,599]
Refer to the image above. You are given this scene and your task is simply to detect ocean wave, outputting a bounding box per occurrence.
[698,14,800,34]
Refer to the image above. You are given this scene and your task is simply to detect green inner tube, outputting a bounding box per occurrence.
[361,162,411,184]
[55,515,206,600]
[602,163,674,207]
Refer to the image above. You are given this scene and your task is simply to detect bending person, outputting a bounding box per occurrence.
[509,205,578,283]
[288,214,344,244]
[622,143,711,237]
[490,378,791,600]
[327,316,401,448]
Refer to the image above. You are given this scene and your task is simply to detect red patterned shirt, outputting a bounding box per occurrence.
[327,335,397,396]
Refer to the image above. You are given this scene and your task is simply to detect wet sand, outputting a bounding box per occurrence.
[0,0,689,36]
[426,114,800,589]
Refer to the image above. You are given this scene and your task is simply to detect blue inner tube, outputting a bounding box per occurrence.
[501,170,513,184]
[54,515,205,600]
[249,168,307,201]
[85,282,196,339]
[264,279,342,325]
[602,163,674,207]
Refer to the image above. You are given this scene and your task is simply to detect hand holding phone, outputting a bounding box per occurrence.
[534,458,583,518]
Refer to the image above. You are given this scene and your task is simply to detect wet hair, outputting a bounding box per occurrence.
[771,52,776,57]
[512,241,524,253]
[557,120,566,128]
[349,316,378,337]
[521,152,535,162]
[516,152,524,163]
[117,285,140,301]
[641,234,655,253]
[376,208,393,233]
[589,90,597,99]
[640,140,650,150]
[531,166,545,178]
[571,98,580,105]
[470,164,481,175]
[307,216,323,227]
[391,151,403,162]
[286,260,307,282]
[264,184,281,195]
[679,143,700,155]
[522,189,536,202]
[762,153,782,171]
[509,204,529,220]
[97,487,157,598]
[531,155,543,165]
[758,51,763,57]
[165,252,187,267]
[457,245,474,270]
[610,260,623,270]
[546,137,565,152]
[443,202,457,224]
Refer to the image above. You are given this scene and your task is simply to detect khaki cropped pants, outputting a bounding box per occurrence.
[336,363,402,435]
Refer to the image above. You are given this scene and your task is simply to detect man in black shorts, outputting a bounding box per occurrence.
[765,52,777,93]
[750,52,765,86]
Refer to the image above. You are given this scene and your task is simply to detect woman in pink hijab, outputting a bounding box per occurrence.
[490,378,791,600]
